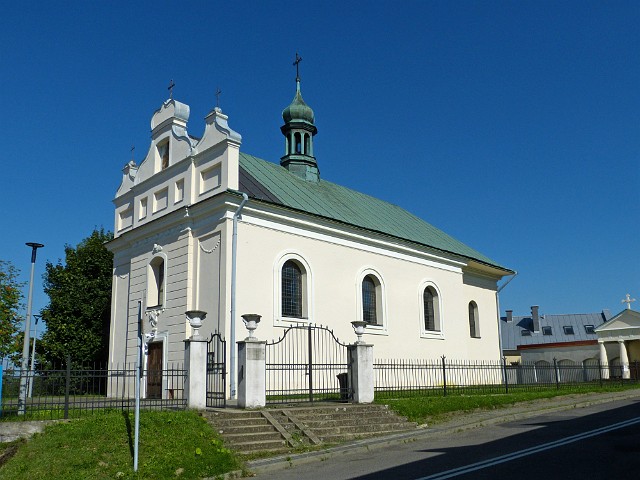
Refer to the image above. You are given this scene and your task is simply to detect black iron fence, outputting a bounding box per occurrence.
[1,361,186,420]
[265,324,351,404]
[375,357,640,399]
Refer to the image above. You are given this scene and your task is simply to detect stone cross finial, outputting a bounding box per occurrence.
[215,87,222,108]
[168,79,176,99]
[293,52,303,81]
[622,293,636,309]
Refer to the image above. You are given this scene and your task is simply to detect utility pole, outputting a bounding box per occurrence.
[18,242,44,415]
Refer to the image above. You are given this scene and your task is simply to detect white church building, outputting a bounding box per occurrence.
[107,69,514,400]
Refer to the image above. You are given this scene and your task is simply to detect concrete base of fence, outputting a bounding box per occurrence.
[238,339,266,408]
[184,338,208,409]
[348,343,374,403]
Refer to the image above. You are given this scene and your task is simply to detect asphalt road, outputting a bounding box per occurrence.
[253,398,640,480]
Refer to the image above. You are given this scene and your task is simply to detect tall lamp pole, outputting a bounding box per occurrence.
[28,315,41,397]
[18,242,44,415]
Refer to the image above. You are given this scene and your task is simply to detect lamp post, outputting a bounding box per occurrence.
[27,315,41,397]
[18,242,44,415]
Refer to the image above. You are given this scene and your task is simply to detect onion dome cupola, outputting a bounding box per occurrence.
[280,53,319,182]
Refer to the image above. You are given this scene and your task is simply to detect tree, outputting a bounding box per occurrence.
[0,260,24,364]
[40,229,113,366]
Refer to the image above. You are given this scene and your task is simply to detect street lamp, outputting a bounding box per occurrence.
[18,242,44,415]
[27,314,41,397]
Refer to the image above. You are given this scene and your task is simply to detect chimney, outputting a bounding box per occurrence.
[506,310,513,322]
[531,305,540,332]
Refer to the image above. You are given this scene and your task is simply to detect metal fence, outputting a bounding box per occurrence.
[1,361,186,419]
[265,324,351,404]
[374,357,640,398]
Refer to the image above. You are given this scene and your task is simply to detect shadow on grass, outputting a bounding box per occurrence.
[122,411,134,460]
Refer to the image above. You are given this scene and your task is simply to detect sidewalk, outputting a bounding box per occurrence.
[246,389,640,476]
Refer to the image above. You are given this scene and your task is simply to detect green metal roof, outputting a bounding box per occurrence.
[238,152,511,272]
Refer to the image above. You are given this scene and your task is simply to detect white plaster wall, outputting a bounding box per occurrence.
[232,217,502,362]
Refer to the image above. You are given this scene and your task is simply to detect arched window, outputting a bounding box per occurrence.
[294,133,302,154]
[281,260,303,318]
[469,301,479,338]
[148,257,166,308]
[362,275,378,324]
[423,287,437,331]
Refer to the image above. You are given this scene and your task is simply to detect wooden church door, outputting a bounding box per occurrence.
[146,342,163,399]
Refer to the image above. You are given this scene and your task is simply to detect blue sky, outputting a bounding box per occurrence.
[1,1,638,331]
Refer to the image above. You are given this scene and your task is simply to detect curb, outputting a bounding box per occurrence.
[246,389,640,475]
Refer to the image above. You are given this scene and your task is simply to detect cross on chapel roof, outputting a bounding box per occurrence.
[622,293,636,309]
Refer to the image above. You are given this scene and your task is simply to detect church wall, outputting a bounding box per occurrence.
[462,276,501,359]
[233,218,501,362]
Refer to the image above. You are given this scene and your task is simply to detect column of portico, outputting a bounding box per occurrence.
[598,341,609,379]
[619,340,630,379]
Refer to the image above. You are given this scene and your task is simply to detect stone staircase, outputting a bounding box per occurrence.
[202,403,417,455]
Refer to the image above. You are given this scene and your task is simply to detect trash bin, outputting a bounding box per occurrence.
[336,372,349,401]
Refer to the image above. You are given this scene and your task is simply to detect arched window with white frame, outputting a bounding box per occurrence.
[282,260,303,318]
[356,268,387,332]
[419,281,443,339]
[274,253,312,324]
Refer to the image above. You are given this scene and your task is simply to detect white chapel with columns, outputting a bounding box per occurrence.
[596,295,640,379]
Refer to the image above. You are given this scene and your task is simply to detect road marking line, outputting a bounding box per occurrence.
[415,416,640,480]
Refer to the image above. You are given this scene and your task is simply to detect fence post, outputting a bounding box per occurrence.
[64,356,71,419]
[502,357,509,394]
[308,324,313,403]
[553,357,559,390]
[598,359,603,387]
[441,355,447,397]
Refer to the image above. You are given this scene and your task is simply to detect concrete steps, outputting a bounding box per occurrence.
[202,403,417,455]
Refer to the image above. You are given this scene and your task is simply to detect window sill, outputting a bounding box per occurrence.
[421,330,445,340]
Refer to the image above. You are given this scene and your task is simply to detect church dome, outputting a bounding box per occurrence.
[282,84,315,124]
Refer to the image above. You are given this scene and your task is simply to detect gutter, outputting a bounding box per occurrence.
[230,191,249,399]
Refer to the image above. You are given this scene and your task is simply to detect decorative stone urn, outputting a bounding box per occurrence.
[351,320,368,343]
[186,310,207,339]
[241,314,262,339]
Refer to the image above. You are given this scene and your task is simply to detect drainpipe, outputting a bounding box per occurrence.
[496,271,517,359]
[230,191,249,399]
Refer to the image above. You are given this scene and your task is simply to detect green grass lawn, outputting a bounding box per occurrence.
[0,410,240,480]
[376,384,640,425]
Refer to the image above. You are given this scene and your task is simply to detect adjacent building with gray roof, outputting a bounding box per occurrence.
[501,305,611,365]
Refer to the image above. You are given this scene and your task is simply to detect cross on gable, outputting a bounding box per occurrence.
[293,52,302,80]
[130,145,135,160]
[168,79,176,99]
[622,293,636,309]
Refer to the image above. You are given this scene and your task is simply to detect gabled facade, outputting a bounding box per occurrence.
[107,74,513,399]
[595,308,640,379]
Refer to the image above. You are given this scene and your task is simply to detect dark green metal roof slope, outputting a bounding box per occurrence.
[239,152,511,272]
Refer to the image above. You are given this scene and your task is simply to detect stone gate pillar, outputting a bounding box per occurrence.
[348,343,374,403]
[237,339,266,408]
[184,338,208,409]
[184,310,208,409]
